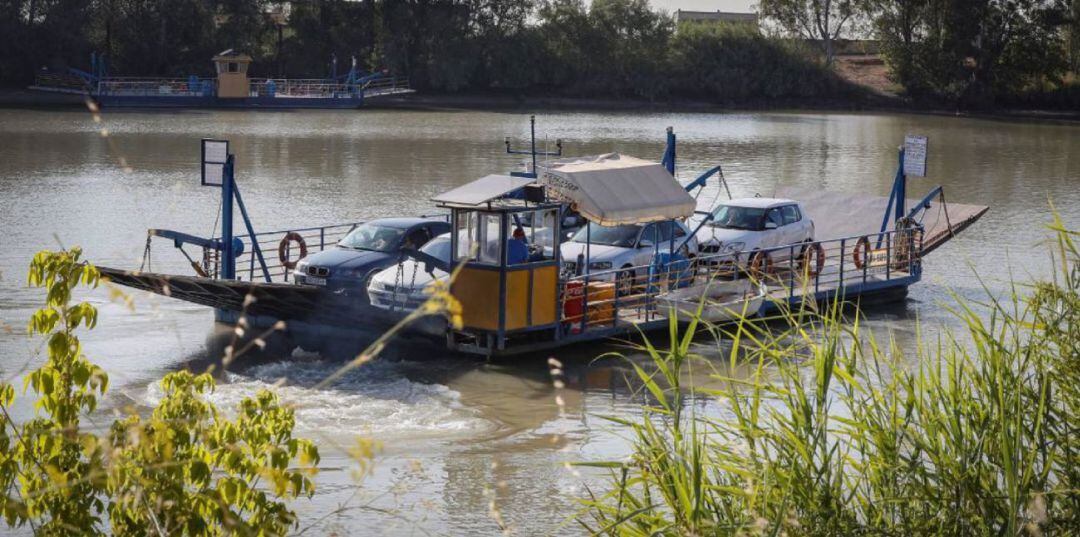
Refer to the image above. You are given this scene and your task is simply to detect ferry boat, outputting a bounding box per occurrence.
[98,122,988,358]
[30,50,412,109]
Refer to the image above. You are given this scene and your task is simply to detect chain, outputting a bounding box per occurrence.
[408,259,419,305]
[391,260,404,310]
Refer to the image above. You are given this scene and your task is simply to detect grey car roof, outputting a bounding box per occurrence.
[368,217,448,229]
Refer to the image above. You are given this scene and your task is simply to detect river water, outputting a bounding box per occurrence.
[0,107,1077,535]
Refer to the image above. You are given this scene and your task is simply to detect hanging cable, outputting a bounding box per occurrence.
[139,234,152,272]
[940,190,955,237]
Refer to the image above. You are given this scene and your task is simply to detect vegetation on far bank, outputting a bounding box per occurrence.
[3,0,1077,111]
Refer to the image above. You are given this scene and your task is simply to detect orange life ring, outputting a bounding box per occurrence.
[748,250,772,279]
[801,242,826,276]
[852,236,871,270]
[278,232,308,270]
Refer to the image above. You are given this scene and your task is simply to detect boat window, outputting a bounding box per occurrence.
[456,211,503,264]
[338,223,407,253]
[227,62,239,73]
[709,205,766,231]
[570,223,641,248]
[781,205,800,225]
[516,208,558,261]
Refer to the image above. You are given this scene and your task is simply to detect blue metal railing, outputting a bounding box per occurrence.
[558,225,923,333]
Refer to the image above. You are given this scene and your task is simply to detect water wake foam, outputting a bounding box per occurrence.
[145,359,492,442]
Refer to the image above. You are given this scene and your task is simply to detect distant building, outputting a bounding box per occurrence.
[673,10,759,32]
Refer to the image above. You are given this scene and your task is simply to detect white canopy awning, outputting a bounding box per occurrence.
[537,153,695,225]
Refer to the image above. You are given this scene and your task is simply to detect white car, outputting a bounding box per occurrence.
[695,198,815,265]
[367,234,452,311]
[560,221,698,295]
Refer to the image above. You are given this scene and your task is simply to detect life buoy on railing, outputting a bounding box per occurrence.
[278,232,308,270]
[801,242,826,276]
[748,250,772,279]
[852,236,871,270]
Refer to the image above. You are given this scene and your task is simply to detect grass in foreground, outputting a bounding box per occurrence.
[579,214,1079,536]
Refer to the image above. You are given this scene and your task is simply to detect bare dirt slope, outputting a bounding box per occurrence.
[834,55,902,99]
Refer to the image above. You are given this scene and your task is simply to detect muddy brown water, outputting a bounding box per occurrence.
[0,108,1077,535]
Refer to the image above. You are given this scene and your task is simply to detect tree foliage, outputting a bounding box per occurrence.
[758,0,862,64]
[869,0,1072,107]
[0,0,854,103]
[0,248,321,536]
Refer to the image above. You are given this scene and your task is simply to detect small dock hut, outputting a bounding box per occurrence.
[211,49,253,98]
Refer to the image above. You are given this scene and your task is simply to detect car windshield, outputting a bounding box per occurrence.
[420,237,452,262]
[709,205,767,231]
[338,223,406,252]
[570,223,641,248]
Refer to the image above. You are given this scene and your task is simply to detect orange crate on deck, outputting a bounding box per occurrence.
[586,282,616,326]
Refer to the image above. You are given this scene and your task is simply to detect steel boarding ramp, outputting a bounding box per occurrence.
[775,186,988,255]
[98,266,323,320]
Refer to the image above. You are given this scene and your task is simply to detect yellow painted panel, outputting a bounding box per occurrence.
[452,267,501,330]
[504,270,530,331]
[530,265,558,326]
[586,282,616,325]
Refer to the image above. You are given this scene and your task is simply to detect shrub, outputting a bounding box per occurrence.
[579,215,1079,535]
[0,248,321,536]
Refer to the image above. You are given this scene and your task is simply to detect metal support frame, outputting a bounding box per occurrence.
[213,149,270,282]
[661,127,676,175]
[878,148,907,248]
[221,157,235,280]
[506,115,561,178]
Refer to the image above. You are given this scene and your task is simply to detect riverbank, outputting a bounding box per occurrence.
[3,86,1078,124]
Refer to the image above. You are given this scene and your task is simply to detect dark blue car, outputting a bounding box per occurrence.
[293,217,450,297]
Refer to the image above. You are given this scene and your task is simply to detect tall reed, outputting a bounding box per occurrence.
[579,218,1079,535]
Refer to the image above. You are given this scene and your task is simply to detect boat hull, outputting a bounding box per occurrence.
[93,95,365,109]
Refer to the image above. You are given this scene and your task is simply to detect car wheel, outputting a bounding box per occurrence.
[798,239,812,265]
[616,268,635,297]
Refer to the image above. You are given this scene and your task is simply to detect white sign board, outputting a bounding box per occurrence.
[201,139,229,186]
[903,135,927,177]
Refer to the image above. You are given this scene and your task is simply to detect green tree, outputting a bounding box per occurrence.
[0,248,109,534]
[759,0,862,65]
[1070,0,1080,71]
[669,22,851,101]
[864,0,930,91]
[869,0,1069,106]
[0,249,321,536]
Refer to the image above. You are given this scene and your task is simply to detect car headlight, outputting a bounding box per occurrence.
[722,242,746,254]
[589,261,613,270]
[295,260,309,272]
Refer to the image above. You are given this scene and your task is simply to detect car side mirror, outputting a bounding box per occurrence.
[563,216,577,227]
[424,261,435,275]
[765,222,778,230]
[638,239,655,249]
